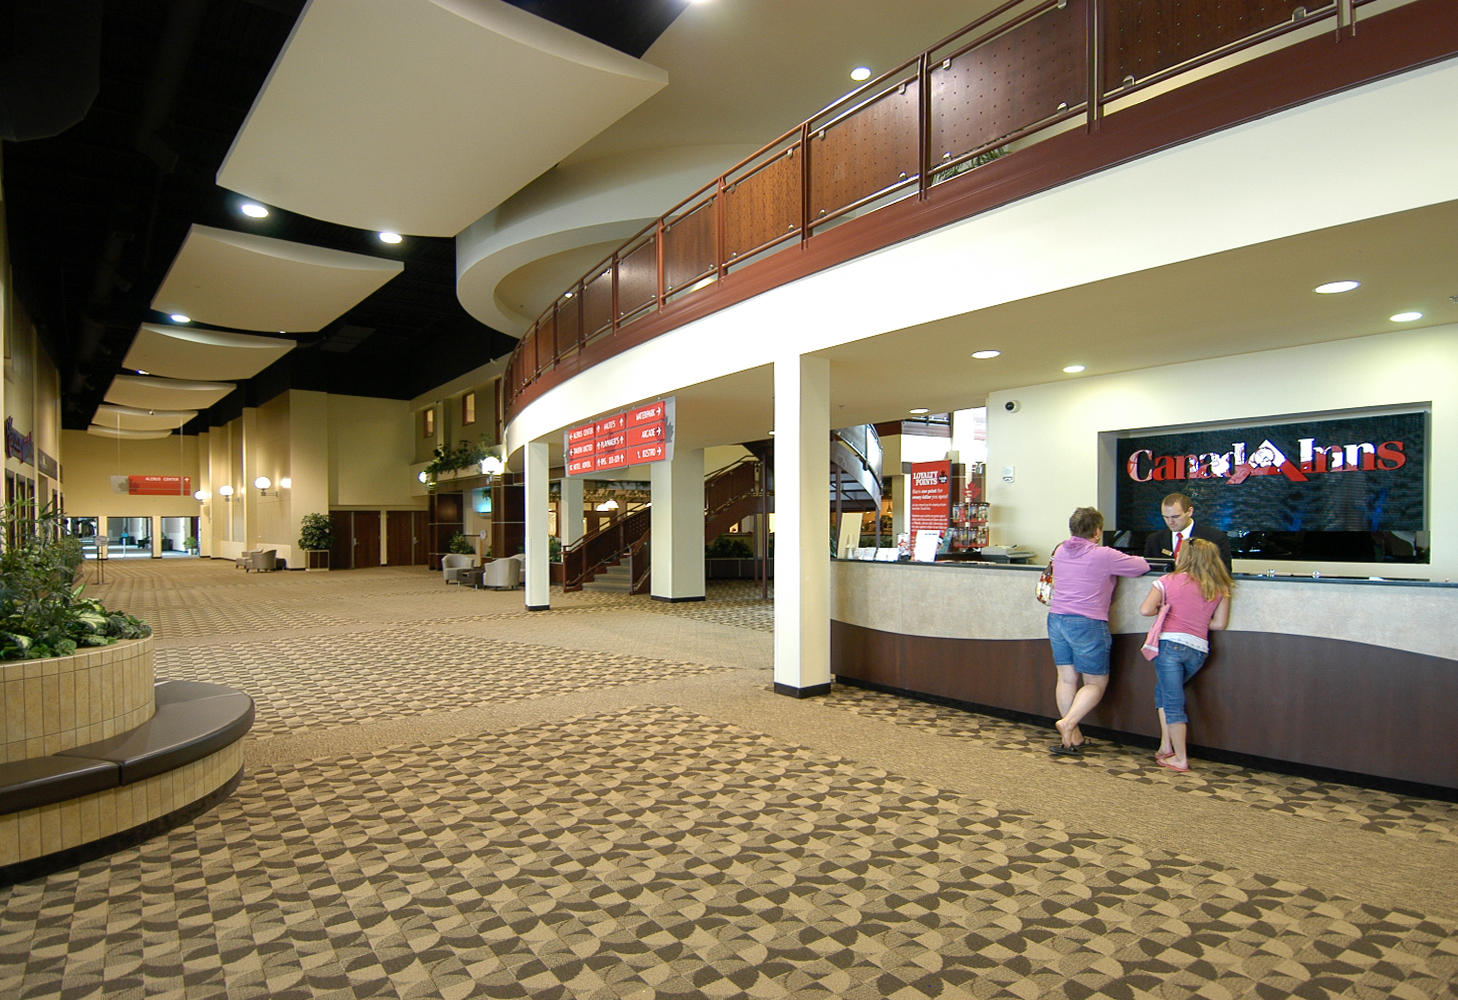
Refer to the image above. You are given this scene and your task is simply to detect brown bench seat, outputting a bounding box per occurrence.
[0,679,254,814]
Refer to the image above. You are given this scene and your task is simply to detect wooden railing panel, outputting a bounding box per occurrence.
[809,80,920,224]
[617,236,657,319]
[536,313,555,373]
[930,0,1086,162]
[724,150,800,261]
[556,294,581,355]
[583,267,613,340]
[664,197,717,293]
[1104,0,1326,88]
[706,460,758,516]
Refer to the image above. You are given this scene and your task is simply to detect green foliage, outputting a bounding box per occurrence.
[184,536,199,552]
[447,533,476,555]
[706,534,755,559]
[0,502,152,661]
[424,436,497,484]
[298,513,334,551]
[548,535,562,564]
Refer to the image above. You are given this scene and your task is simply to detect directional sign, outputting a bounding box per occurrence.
[564,397,675,476]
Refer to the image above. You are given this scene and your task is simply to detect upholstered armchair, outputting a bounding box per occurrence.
[441,553,475,584]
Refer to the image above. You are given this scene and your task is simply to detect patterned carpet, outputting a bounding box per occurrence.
[2,559,1454,999]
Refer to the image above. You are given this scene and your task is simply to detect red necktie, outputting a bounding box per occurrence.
[1173,533,1183,558]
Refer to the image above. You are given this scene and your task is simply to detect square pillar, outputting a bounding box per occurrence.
[650,447,706,602]
[891,473,909,537]
[524,440,551,610]
[151,516,163,559]
[561,476,584,546]
[773,354,831,697]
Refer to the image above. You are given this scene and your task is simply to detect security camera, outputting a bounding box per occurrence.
[1004,400,1020,413]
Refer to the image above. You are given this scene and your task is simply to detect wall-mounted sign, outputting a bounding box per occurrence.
[127,475,193,496]
[1116,411,1425,531]
[36,450,59,479]
[4,416,34,464]
[565,398,675,476]
[909,461,951,534]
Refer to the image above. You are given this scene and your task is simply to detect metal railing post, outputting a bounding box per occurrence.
[918,52,931,197]
[800,122,813,240]
[1088,0,1103,132]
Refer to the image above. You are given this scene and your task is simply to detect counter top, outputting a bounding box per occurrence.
[831,556,1454,588]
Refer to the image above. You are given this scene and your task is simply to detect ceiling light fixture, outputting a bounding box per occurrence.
[850,66,872,82]
[1314,280,1360,294]
[169,313,191,323]
[1390,311,1423,322]
[135,369,149,375]
[909,407,930,414]
[1063,365,1086,373]
[971,350,1001,359]
[378,231,402,244]
[240,202,269,219]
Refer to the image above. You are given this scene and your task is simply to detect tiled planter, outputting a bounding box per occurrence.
[0,637,155,763]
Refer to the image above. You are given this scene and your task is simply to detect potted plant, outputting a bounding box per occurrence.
[298,512,334,570]
[0,502,151,660]
[447,532,476,557]
[184,535,200,555]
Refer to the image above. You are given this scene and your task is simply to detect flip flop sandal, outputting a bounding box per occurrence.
[1049,743,1084,757]
[1157,758,1191,773]
[1155,749,1176,760]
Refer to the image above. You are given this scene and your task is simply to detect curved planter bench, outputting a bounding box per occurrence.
[0,639,254,885]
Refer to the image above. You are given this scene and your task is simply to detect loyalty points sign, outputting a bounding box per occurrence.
[565,398,675,476]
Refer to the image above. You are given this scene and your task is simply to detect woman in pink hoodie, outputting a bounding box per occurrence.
[1047,507,1150,755]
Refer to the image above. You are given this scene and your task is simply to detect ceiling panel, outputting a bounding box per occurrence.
[216,0,668,236]
[93,404,200,431]
[123,325,295,381]
[151,225,403,333]
[105,375,237,411]
[86,426,177,441]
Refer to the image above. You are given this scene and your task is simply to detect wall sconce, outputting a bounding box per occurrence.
[595,499,619,512]
[193,490,210,502]
[255,476,278,497]
[479,455,505,477]
[418,471,429,484]
[280,478,292,490]
[218,485,236,502]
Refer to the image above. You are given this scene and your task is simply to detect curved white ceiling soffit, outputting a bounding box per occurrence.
[105,374,237,412]
[86,425,177,441]
[123,326,295,382]
[151,225,404,333]
[216,0,669,237]
[93,404,199,432]
[457,144,755,333]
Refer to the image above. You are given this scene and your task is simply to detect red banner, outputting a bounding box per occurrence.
[909,462,951,534]
[129,475,192,496]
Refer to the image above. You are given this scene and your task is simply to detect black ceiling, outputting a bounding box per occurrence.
[1,0,688,432]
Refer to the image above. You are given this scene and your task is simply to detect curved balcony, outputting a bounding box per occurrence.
[500,0,1455,425]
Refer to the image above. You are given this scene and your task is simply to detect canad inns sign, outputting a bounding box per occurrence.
[1115,412,1425,532]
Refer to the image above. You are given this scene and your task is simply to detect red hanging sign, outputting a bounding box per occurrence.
[129,475,192,496]
[909,461,951,534]
[565,397,675,476]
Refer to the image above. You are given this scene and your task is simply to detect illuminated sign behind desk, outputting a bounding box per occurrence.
[1115,411,1426,534]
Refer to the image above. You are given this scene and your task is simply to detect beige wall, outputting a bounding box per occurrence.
[986,324,1458,580]
[328,394,422,509]
[60,430,202,518]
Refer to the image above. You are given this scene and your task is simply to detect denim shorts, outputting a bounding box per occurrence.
[1047,613,1112,676]
[1153,639,1208,725]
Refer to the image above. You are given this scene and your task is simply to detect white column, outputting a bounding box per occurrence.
[151,515,163,559]
[524,440,551,610]
[773,354,831,696]
[561,475,584,546]
[650,447,706,602]
[891,473,909,537]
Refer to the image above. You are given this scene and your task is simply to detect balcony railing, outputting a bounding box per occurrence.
[501,0,1444,421]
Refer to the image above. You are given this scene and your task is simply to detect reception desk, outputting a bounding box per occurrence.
[830,560,1458,792]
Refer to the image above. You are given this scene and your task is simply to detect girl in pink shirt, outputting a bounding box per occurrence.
[1138,538,1234,772]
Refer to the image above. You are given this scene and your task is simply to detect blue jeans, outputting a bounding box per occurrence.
[1154,640,1208,725]
[1047,613,1112,676]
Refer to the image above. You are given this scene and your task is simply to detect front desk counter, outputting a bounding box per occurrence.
[830,558,1458,793]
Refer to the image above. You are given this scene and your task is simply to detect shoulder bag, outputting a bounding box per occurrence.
[1035,543,1061,606]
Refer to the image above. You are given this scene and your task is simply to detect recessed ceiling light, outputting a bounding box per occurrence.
[1063,365,1086,373]
[240,202,269,218]
[169,313,191,323]
[378,231,402,244]
[563,291,574,299]
[135,369,149,375]
[1314,280,1359,294]
[850,67,872,82]
[767,430,775,436]
[1390,311,1423,322]
[971,350,1001,360]
[909,407,929,414]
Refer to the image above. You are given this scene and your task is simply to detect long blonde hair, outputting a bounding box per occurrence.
[1175,538,1234,601]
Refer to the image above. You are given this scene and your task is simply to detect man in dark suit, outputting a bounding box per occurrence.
[1144,492,1232,568]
